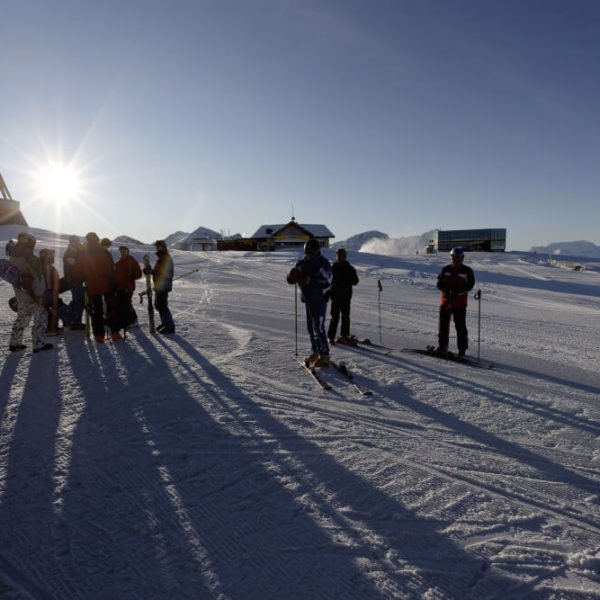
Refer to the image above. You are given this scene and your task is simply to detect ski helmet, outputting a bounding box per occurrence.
[450,247,464,258]
[304,238,320,255]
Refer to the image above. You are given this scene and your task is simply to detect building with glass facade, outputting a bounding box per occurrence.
[433,229,506,252]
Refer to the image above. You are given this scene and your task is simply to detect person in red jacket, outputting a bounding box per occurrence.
[436,247,475,357]
[74,232,119,343]
[115,245,142,331]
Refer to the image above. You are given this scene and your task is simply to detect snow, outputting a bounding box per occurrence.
[0,225,599,599]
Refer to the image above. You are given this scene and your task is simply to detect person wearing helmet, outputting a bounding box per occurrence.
[63,235,86,330]
[286,238,333,367]
[436,247,475,356]
[8,232,53,353]
[143,240,175,333]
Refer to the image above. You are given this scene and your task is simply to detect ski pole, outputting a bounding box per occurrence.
[474,289,482,362]
[377,279,383,344]
[139,267,200,303]
[294,283,298,357]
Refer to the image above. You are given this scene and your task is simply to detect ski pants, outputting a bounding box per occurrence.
[305,301,330,356]
[438,305,468,352]
[10,300,47,350]
[328,295,351,340]
[89,292,118,336]
[155,291,175,331]
[69,285,85,325]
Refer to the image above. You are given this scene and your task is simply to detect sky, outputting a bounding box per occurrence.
[1,0,599,251]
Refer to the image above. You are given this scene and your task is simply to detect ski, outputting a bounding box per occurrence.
[295,358,332,390]
[330,361,373,396]
[401,346,494,369]
[142,255,156,334]
[351,337,391,350]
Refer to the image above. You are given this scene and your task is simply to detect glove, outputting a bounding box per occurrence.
[287,268,307,286]
[142,267,152,275]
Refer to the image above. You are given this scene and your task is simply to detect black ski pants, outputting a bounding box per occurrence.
[89,292,118,336]
[328,295,351,340]
[438,305,468,352]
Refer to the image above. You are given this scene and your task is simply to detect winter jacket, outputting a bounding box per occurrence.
[287,253,333,307]
[10,242,45,305]
[63,242,83,287]
[437,263,475,309]
[115,255,142,292]
[74,244,116,296]
[152,250,174,293]
[330,261,359,301]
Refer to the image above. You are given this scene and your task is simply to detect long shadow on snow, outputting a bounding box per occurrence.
[0,348,64,599]
[11,334,211,599]
[163,335,522,599]
[362,351,600,514]
[343,345,600,436]
[53,331,390,600]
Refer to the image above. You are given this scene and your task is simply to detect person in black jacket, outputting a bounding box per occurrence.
[327,248,359,345]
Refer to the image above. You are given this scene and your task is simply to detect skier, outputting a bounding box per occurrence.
[115,245,142,331]
[74,232,120,343]
[436,247,475,357]
[144,240,175,334]
[8,232,53,353]
[62,235,86,330]
[287,238,333,367]
[39,248,71,333]
[327,248,359,345]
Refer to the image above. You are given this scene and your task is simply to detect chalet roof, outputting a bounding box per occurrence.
[250,222,334,239]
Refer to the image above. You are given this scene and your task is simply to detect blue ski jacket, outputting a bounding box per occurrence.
[287,253,333,308]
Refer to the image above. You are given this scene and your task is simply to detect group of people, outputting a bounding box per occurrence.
[6,232,176,354]
[287,240,475,366]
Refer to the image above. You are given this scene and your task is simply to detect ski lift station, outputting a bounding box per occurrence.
[431,228,507,252]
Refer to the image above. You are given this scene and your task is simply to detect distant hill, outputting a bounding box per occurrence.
[113,235,144,246]
[164,231,191,247]
[331,231,388,251]
[184,226,222,241]
[530,240,600,258]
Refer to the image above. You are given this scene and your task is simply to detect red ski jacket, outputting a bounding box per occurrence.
[74,245,116,296]
[437,263,475,309]
[115,255,142,292]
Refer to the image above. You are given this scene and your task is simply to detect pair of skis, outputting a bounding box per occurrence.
[344,337,494,369]
[295,357,373,396]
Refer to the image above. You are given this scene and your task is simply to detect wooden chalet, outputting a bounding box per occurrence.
[249,218,335,251]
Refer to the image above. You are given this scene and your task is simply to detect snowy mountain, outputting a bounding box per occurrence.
[164,230,190,247]
[530,240,600,258]
[113,234,144,246]
[331,230,388,251]
[1,223,599,598]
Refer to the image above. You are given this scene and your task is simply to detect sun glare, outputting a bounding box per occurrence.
[34,162,83,205]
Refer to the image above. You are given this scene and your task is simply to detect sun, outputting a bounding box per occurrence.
[34,162,84,205]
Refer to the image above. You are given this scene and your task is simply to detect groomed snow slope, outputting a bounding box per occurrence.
[0,226,599,599]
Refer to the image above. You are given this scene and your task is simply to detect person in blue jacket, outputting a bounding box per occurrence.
[287,238,333,367]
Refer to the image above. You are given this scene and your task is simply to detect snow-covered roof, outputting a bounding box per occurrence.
[250,222,334,239]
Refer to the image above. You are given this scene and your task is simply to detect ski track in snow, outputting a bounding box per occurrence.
[0,227,599,599]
